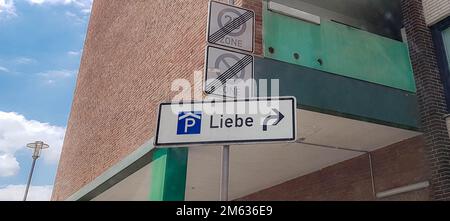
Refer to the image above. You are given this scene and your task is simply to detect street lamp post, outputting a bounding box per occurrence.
[23,141,49,201]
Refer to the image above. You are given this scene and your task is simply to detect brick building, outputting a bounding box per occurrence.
[52,0,450,201]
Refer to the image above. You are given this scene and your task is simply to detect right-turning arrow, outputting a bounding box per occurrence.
[263,109,285,131]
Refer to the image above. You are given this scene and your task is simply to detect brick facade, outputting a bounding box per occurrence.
[235,0,263,56]
[401,0,450,200]
[240,136,430,201]
[52,0,448,201]
[52,0,263,202]
[51,0,211,200]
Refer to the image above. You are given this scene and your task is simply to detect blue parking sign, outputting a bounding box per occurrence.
[177,112,202,135]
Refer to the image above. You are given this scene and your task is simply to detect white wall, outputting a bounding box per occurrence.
[92,163,152,201]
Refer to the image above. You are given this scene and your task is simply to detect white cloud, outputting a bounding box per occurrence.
[2,0,93,21]
[27,0,93,14]
[0,66,9,73]
[38,69,75,78]
[0,154,19,177]
[0,185,53,201]
[37,69,77,84]
[14,57,37,65]
[0,0,16,19]
[65,10,84,24]
[0,111,66,177]
[80,7,90,14]
[67,50,81,56]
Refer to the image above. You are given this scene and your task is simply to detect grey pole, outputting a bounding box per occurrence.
[220,145,230,201]
[23,156,37,201]
[218,0,234,203]
[23,141,49,201]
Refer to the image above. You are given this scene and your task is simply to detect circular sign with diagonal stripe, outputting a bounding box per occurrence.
[208,1,255,53]
[204,46,254,98]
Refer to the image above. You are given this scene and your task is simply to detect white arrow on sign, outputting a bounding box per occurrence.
[262,108,285,131]
[204,45,254,98]
[207,1,255,53]
[154,97,297,147]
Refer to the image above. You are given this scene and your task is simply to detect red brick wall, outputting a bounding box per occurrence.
[239,136,430,201]
[52,0,432,202]
[401,0,450,200]
[52,0,212,200]
[52,0,264,201]
[236,0,263,56]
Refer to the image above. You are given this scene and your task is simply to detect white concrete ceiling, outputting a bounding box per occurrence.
[93,163,152,201]
[185,109,421,200]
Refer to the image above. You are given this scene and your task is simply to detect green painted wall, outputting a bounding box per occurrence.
[263,2,416,92]
[150,148,188,201]
[255,57,420,130]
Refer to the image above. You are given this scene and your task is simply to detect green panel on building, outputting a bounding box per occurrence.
[263,2,416,92]
[150,148,188,201]
[255,57,420,130]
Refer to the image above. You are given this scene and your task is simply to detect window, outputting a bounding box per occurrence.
[432,17,450,111]
[442,27,450,70]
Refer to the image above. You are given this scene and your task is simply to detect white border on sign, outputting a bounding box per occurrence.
[154,96,298,147]
[203,45,256,99]
[206,0,256,53]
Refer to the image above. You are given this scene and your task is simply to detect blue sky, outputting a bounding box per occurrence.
[0,0,91,200]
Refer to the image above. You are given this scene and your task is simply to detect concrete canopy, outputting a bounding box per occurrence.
[185,109,420,200]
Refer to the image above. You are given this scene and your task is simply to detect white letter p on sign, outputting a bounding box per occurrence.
[185,118,196,133]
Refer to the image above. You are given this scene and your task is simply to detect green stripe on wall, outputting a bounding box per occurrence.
[255,57,420,130]
[150,148,188,201]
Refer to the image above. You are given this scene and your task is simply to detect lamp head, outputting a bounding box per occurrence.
[26,141,50,159]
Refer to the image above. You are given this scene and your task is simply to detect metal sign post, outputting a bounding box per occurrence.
[154,97,298,200]
[159,0,257,201]
[220,144,230,201]
[223,0,235,202]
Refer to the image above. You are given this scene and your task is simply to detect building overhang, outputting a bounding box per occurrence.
[68,108,420,201]
[185,109,420,200]
[67,58,421,201]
